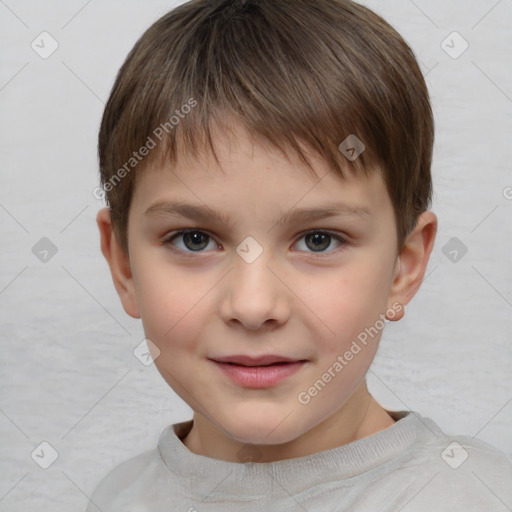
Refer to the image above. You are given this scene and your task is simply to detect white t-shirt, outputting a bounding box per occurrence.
[84,410,512,511]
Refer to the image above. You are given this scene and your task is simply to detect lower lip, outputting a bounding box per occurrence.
[212,360,306,388]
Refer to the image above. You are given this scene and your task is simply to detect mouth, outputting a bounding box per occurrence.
[209,354,306,366]
[225,361,294,366]
[209,355,308,388]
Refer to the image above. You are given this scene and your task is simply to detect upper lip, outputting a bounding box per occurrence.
[210,355,304,366]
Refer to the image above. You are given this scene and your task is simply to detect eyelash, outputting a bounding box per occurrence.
[161,229,348,258]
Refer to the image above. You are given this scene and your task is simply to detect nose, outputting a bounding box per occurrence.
[218,249,290,331]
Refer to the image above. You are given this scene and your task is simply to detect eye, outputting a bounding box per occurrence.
[293,231,346,256]
[162,229,347,257]
[163,229,218,254]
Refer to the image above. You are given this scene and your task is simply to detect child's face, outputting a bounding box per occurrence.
[116,119,409,450]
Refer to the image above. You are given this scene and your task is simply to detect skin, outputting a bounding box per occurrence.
[97,118,437,463]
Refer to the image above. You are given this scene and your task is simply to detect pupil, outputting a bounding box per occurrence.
[184,231,208,251]
[306,233,330,252]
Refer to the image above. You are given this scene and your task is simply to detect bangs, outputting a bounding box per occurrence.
[103,0,384,185]
[99,0,433,253]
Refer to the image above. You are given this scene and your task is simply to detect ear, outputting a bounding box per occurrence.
[96,208,140,319]
[387,211,437,321]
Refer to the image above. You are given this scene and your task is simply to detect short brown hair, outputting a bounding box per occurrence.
[98,0,434,255]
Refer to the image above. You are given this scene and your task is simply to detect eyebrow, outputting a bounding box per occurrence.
[144,200,371,229]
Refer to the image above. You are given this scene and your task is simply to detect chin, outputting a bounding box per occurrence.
[216,410,307,447]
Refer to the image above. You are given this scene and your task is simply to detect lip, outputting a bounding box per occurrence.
[209,356,307,388]
[210,354,302,366]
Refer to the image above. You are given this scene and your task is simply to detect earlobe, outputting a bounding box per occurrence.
[387,211,437,321]
[96,208,141,319]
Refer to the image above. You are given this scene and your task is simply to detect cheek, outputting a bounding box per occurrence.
[307,265,388,358]
[305,267,389,338]
[137,273,210,387]
[132,260,212,346]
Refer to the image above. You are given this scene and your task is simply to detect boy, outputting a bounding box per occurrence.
[88,0,512,510]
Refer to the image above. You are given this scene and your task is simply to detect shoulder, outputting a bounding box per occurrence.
[392,413,512,511]
[83,448,165,512]
[417,418,512,476]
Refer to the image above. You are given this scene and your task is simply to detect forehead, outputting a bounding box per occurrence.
[130,118,391,226]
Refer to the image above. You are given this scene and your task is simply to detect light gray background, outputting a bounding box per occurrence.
[1,0,511,510]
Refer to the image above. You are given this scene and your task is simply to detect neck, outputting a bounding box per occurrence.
[182,383,396,463]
